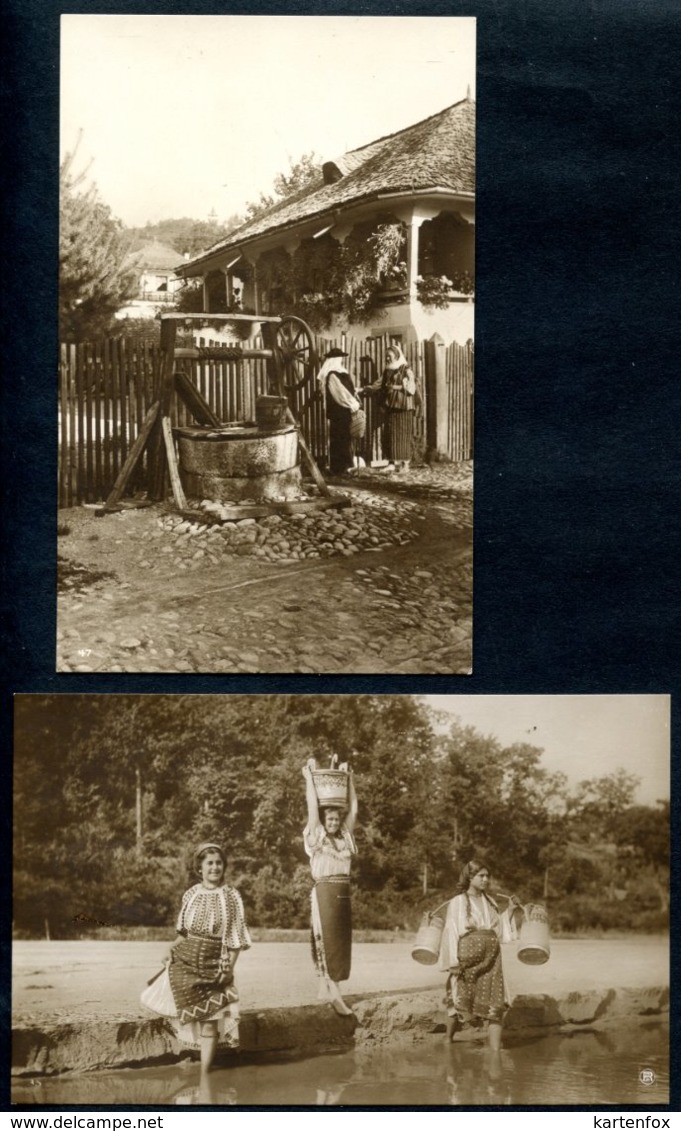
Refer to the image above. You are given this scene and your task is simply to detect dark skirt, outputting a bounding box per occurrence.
[169,935,238,1027]
[451,928,506,1024]
[311,876,352,982]
[383,410,414,461]
[327,406,353,475]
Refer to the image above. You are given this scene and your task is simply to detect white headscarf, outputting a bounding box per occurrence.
[385,344,408,371]
[316,355,349,388]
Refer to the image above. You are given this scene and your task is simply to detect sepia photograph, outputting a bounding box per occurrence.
[57,15,475,675]
[12,693,669,1106]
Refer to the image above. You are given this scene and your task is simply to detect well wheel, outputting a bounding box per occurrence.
[275,315,319,393]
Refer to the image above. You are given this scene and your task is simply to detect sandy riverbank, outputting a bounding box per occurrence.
[12,937,668,1077]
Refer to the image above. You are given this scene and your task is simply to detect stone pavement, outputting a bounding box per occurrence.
[57,464,472,674]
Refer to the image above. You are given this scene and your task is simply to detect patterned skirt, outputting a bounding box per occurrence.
[168,934,240,1050]
[447,928,506,1025]
[311,876,352,983]
[383,410,414,461]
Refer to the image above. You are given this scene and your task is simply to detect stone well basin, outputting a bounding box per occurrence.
[176,423,302,503]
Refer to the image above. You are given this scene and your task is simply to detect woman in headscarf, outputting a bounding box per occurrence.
[159,842,251,1075]
[440,859,522,1051]
[363,343,417,469]
[316,347,364,475]
[302,757,358,1016]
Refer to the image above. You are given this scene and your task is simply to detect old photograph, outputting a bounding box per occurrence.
[57,15,475,675]
[12,693,669,1105]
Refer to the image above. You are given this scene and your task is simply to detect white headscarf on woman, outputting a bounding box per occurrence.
[383,343,416,396]
[316,354,349,389]
[384,344,408,371]
[317,354,361,412]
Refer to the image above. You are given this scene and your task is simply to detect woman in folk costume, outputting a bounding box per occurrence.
[440,859,522,1050]
[316,347,364,475]
[302,757,358,1016]
[163,842,251,1075]
[363,343,416,469]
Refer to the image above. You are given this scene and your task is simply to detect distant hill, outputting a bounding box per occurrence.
[124,214,243,258]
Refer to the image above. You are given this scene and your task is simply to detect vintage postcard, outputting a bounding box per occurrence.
[12,693,669,1104]
[57,15,475,675]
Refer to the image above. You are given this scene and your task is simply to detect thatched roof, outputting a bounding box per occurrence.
[178,98,475,275]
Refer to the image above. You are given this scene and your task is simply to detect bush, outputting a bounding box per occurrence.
[245,863,310,929]
[548,893,667,934]
[351,881,423,931]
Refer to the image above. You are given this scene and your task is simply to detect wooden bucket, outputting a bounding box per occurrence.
[411,907,447,965]
[256,395,289,431]
[517,903,551,965]
[312,768,348,809]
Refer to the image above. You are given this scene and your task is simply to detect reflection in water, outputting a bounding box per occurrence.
[171,1075,238,1106]
[446,1044,512,1106]
[11,1018,668,1107]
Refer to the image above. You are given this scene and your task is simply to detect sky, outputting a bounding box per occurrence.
[60,15,476,228]
[424,695,669,807]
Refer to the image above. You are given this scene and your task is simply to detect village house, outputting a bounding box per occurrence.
[117,239,185,320]
[174,98,475,346]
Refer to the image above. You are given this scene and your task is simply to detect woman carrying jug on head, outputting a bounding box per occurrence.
[302,757,358,1016]
[440,858,523,1051]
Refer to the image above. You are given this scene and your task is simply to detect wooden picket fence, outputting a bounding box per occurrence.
[446,338,474,462]
[58,332,473,507]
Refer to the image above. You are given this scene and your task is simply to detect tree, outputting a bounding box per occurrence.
[569,769,641,841]
[59,141,136,341]
[243,152,321,222]
[125,215,240,257]
[13,695,666,936]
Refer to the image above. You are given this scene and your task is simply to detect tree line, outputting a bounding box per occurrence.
[59,142,320,342]
[13,696,668,938]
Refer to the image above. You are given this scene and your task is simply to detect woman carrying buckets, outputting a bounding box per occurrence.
[302,756,358,1016]
[439,859,524,1051]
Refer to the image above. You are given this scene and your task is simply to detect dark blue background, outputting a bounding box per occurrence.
[1,0,679,1110]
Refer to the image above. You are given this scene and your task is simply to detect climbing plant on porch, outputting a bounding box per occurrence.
[255,219,410,330]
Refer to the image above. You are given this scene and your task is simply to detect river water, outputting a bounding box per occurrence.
[13,1019,668,1107]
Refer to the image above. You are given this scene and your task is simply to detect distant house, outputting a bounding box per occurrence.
[117,240,185,319]
[175,98,475,345]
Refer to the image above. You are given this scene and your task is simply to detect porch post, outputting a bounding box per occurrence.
[406,216,424,300]
[241,253,259,314]
[201,273,209,313]
[222,267,232,308]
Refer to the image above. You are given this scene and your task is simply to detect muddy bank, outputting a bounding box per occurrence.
[12,984,669,1078]
[12,1018,670,1107]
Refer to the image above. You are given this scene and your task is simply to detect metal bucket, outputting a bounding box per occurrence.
[411,907,447,965]
[312,768,348,809]
[256,395,289,431]
[517,904,551,965]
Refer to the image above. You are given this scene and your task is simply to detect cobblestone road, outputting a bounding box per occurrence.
[57,465,472,674]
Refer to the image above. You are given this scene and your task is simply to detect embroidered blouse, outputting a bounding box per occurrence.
[176,884,251,966]
[439,891,517,970]
[304,824,357,880]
